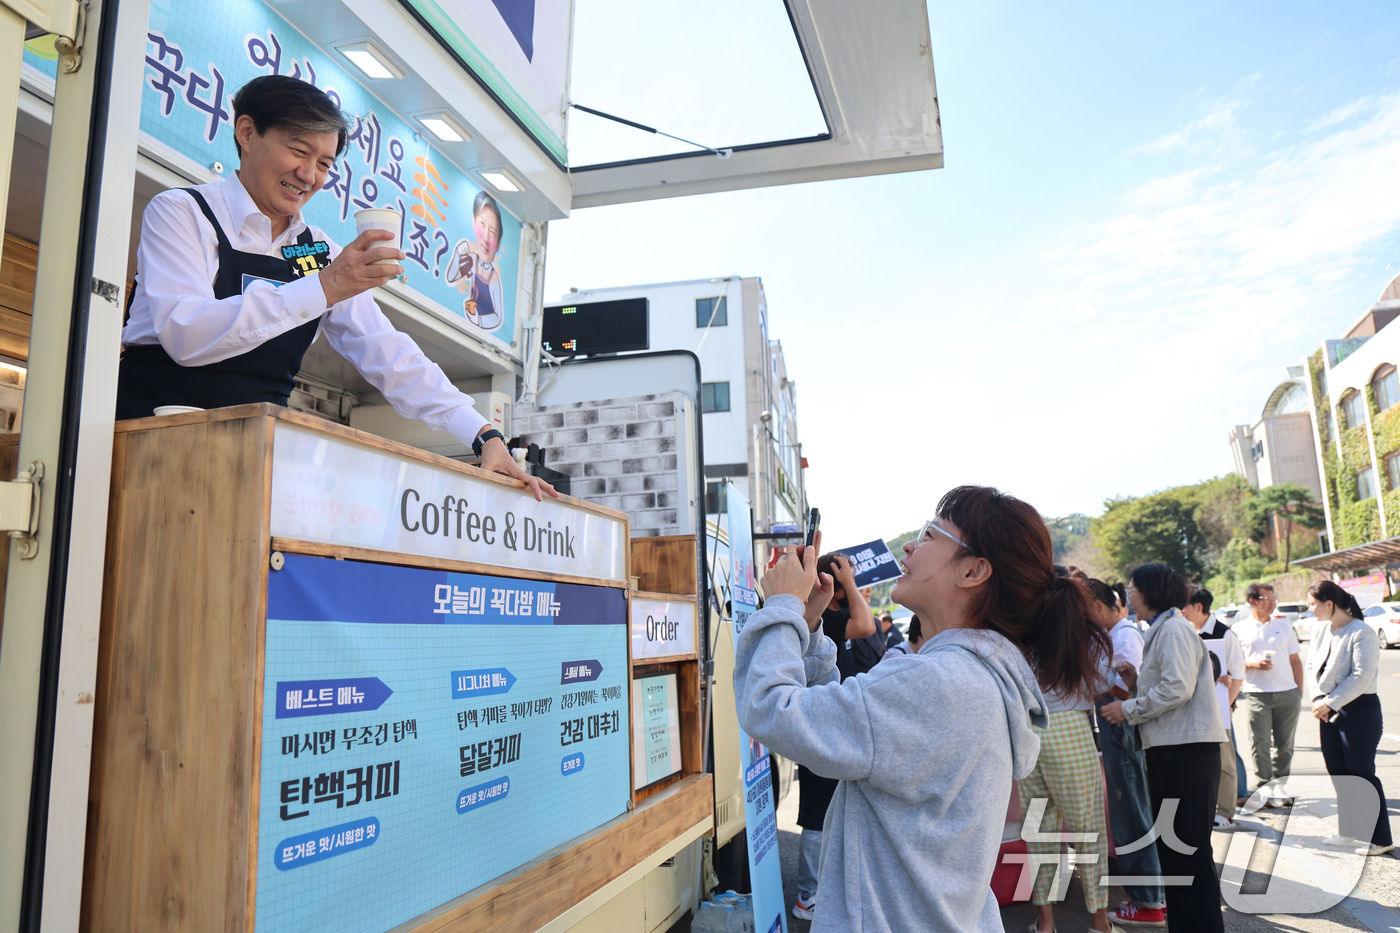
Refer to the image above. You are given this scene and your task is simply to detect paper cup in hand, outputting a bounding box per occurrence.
[354,208,402,266]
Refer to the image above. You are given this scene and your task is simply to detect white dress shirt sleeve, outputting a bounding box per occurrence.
[133,191,331,366]
[320,290,490,445]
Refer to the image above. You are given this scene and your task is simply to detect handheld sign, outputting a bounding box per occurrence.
[837,538,903,588]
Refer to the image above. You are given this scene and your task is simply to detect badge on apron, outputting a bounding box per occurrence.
[281,240,331,278]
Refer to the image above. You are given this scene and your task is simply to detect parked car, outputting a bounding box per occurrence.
[1273,603,1308,625]
[1361,604,1400,649]
[1214,605,1246,627]
[1293,611,1316,643]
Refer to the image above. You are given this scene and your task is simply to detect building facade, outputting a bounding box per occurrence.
[1305,273,1400,551]
[558,276,809,539]
[1228,367,1324,502]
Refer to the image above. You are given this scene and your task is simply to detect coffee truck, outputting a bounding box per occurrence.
[0,2,943,931]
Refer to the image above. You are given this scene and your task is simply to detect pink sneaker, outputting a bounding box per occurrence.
[792,896,815,920]
[1109,902,1165,927]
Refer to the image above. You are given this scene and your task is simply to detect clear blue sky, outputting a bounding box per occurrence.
[545,1,1400,547]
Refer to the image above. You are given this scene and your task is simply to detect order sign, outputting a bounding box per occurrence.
[630,597,698,661]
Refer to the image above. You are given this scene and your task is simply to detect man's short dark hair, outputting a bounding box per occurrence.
[1128,562,1190,613]
[907,614,922,643]
[1245,582,1276,602]
[1188,586,1214,612]
[232,75,348,158]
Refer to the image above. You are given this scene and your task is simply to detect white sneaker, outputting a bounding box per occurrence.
[1357,843,1397,856]
[1213,815,1240,832]
[792,896,815,920]
[1321,835,1363,848]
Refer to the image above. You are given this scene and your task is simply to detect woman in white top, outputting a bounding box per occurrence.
[1306,581,1394,856]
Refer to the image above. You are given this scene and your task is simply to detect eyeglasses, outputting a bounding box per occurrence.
[912,518,970,551]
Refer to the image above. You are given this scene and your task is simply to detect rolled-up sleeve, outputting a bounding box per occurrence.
[733,594,876,781]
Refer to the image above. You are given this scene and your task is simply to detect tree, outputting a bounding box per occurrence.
[1245,482,1326,570]
[1091,489,1212,580]
[1045,514,1091,563]
[1191,474,1262,560]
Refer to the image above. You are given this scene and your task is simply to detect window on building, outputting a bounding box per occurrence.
[1387,453,1400,492]
[701,381,730,413]
[1322,407,1334,443]
[1374,367,1400,413]
[1251,441,1264,462]
[704,479,727,515]
[1358,466,1378,501]
[1343,392,1367,430]
[696,296,727,328]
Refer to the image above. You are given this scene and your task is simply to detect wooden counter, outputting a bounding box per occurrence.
[80,405,712,933]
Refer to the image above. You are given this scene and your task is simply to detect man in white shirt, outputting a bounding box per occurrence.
[117,75,553,501]
[1232,583,1304,805]
[1182,587,1245,827]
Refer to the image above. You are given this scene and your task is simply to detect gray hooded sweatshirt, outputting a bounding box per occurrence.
[734,594,1048,933]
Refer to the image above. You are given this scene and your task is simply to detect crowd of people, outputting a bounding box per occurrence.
[733,485,1396,933]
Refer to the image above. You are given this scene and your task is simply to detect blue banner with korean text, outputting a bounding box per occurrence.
[140,0,520,344]
[256,554,629,933]
[725,482,788,933]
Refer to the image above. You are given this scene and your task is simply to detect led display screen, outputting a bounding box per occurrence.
[541,298,649,356]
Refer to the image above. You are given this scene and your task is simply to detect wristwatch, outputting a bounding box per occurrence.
[472,428,506,458]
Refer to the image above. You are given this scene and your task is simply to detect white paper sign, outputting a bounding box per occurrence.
[270,423,627,581]
[630,597,698,660]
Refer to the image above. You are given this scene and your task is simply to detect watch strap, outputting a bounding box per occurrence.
[472,428,506,457]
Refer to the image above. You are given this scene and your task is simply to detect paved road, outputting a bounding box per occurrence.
[770,634,1400,931]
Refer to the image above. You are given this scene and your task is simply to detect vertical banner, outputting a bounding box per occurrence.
[725,481,788,933]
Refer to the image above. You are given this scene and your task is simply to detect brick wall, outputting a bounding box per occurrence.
[513,393,685,537]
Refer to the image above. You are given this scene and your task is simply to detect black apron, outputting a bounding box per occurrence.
[115,188,326,419]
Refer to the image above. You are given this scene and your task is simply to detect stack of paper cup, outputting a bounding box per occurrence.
[354,207,402,266]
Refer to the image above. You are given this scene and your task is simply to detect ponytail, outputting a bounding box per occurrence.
[1309,580,1365,622]
[935,486,1112,698]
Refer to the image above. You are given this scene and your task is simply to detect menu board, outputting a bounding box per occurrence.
[631,673,682,790]
[255,555,629,933]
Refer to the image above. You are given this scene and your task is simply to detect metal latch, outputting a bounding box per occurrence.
[0,461,45,559]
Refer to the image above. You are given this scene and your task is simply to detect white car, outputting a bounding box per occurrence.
[1293,611,1316,643]
[1215,605,1246,627]
[1360,604,1400,648]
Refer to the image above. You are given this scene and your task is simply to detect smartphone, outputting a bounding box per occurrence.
[805,508,820,548]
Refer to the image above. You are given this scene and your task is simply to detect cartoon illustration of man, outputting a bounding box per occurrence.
[445,190,505,331]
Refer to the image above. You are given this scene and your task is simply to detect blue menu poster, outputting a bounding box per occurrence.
[725,483,789,933]
[255,554,630,933]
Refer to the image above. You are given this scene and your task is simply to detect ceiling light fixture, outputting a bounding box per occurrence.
[418,113,472,143]
[339,42,402,80]
[479,170,522,193]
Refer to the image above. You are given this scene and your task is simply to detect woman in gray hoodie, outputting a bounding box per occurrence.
[735,485,1110,933]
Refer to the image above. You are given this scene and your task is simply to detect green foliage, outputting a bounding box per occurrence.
[1244,481,1325,568]
[1216,536,1269,587]
[1311,351,1344,532]
[1193,474,1265,551]
[1045,513,1090,562]
[1337,497,1382,548]
[1092,488,1212,580]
